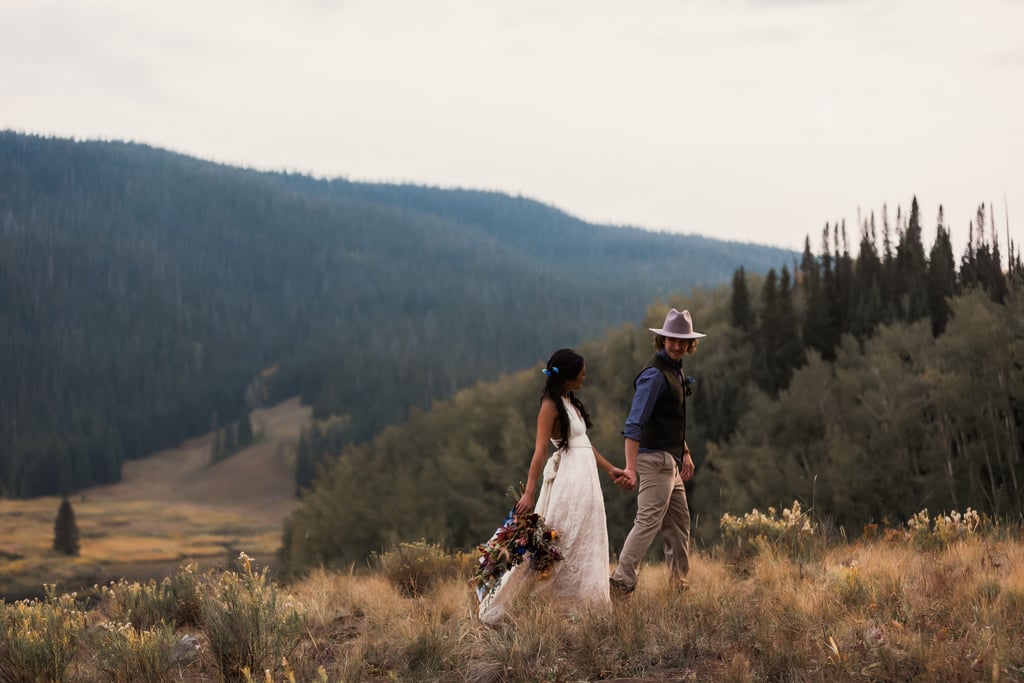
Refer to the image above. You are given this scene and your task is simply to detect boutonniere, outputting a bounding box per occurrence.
[684,375,696,397]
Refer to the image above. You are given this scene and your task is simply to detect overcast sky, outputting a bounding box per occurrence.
[3,0,1022,257]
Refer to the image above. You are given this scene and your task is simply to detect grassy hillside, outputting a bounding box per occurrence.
[0,398,308,599]
[3,509,1022,682]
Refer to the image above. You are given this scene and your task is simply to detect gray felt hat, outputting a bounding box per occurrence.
[648,308,706,339]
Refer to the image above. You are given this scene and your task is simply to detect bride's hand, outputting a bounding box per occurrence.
[614,469,636,490]
[515,491,536,516]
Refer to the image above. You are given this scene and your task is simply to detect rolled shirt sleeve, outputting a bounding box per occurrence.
[622,367,666,442]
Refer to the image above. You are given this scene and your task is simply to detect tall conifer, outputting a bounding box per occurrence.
[927,206,957,336]
[730,267,756,332]
[895,197,930,322]
[53,497,80,555]
[851,214,882,339]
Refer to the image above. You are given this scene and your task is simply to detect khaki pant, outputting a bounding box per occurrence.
[611,450,690,589]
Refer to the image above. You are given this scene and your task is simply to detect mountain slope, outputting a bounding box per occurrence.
[0,131,793,496]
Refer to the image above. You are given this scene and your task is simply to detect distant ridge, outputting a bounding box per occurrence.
[0,130,794,496]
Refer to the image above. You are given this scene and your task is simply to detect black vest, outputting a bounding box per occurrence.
[635,354,687,456]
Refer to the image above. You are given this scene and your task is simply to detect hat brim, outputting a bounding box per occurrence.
[649,327,706,339]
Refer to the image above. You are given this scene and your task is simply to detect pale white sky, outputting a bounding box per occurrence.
[3,0,1022,258]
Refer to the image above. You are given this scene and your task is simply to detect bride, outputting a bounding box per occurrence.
[478,348,624,624]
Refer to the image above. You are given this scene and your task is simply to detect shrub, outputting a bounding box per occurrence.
[99,563,201,630]
[94,621,178,683]
[201,553,305,682]
[164,562,203,627]
[374,540,464,598]
[906,507,984,550]
[719,501,817,567]
[0,586,88,683]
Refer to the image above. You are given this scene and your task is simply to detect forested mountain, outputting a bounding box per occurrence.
[0,131,792,497]
[280,201,1023,571]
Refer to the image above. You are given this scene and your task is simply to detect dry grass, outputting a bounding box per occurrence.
[255,533,1024,681]
[0,398,310,598]
[3,532,1024,681]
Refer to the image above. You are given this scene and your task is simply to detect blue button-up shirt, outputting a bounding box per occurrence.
[623,350,684,453]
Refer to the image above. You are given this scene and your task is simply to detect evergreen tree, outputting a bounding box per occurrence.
[962,204,1009,303]
[53,497,80,555]
[927,206,957,336]
[754,269,802,396]
[879,204,899,324]
[730,267,756,332]
[774,266,806,388]
[895,197,930,322]
[800,234,832,360]
[850,214,883,340]
[832,220,855,341]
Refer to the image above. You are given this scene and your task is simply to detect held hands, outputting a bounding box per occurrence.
[611,467,636,490]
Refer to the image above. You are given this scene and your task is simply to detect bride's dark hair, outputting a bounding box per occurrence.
[541,348,592,450]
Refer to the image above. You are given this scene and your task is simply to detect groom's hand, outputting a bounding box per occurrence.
[614,469,636,490]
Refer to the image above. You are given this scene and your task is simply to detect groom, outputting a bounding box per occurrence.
[611,307,705,594]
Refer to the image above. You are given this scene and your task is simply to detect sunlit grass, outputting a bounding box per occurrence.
[0,400,309,597]
[3,500,1023,680]
[0,498,284,594]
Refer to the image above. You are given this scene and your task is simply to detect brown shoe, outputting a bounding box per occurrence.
[609,577,635,597]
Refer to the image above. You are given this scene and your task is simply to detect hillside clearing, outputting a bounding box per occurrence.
[0,398,309,598]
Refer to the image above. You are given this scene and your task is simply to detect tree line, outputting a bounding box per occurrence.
[280,198,1023,571]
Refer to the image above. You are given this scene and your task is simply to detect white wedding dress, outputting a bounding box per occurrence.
[478,397,611,624]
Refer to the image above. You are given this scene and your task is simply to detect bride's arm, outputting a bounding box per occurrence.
[516,398,557,515]
[591,447,624,479]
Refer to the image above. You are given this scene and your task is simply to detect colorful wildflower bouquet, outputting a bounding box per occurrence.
[473,509,563,602]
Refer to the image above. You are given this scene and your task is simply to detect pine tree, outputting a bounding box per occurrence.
[753,269,779,395]
[832,220,855,341]
[927,206,957,336]
[53,497,80,555]
[754,269,802,396]
[850,214,883,340]
[962,204,1009,303]
[775,265,806,387]
[879,204,899,324]
[895,196,930,322]
[730,267,756,332]
[805,225,839,361]
[800,235,831,359]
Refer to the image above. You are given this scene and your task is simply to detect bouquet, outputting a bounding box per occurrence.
[472,509,563,602]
